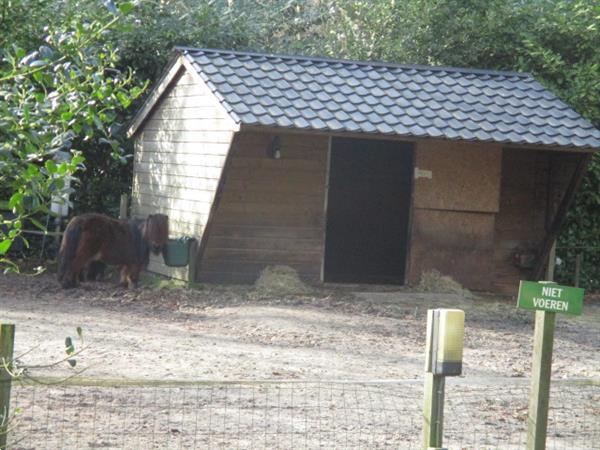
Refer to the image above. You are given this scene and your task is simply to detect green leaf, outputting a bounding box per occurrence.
[116,91,131,108]
[0,239,13,255]
[45,159,57,174]
[8,192,23,209]
[71,155,85,165]
[65,336,74,355]
[118,2,134,14]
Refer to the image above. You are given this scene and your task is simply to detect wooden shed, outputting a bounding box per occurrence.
[127,48,600,293]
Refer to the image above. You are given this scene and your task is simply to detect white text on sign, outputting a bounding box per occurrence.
[541,286,563,297]
[532,298,568,311]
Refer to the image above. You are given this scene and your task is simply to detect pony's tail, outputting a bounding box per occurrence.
[57,220,81,285]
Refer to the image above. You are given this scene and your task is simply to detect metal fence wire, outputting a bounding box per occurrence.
[8,379,600,449]
[555,246,600,291]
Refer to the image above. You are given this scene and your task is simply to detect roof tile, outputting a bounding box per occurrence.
[176,48,600,149]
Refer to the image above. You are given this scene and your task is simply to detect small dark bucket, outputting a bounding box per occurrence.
[162,237,195,267]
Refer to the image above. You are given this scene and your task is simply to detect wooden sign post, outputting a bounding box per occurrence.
[517,281,584,450]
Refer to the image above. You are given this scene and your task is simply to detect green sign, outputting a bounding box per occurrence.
[517,281,584,315]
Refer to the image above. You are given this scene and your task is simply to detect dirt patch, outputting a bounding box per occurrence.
[0,272,598,383]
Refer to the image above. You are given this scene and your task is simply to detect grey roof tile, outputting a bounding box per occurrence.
[178,48,600,149]
[293,117,310,128]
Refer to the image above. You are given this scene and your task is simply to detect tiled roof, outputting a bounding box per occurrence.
[179,47,600,149]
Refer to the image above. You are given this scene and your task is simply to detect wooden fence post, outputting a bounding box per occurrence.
[0,324,15,450]
[119,194,129,219]
[422,372,445,449]
[574,253,582,288]
[545,241,556,281]
[188,238,199,285]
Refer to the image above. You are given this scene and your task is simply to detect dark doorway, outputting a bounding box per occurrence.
[324,138,413,284]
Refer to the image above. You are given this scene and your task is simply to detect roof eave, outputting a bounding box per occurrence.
[238,123,599,153]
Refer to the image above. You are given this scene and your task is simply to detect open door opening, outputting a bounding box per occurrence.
[324,138,413,284]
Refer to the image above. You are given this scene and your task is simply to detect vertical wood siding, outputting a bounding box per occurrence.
[198,132,329,284]
[131,69,236,280]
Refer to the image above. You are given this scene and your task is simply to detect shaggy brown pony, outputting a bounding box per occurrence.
[57,213,169,288]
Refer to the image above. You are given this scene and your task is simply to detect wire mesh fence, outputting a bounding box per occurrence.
[555,246,600,291]
[7,378,599,449]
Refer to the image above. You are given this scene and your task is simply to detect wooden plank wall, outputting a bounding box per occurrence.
[493,149,579,293]
[198,132,329,284]
[408,140,502,290]
[131,69,236,280]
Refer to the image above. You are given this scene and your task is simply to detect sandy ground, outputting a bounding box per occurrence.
[0,272,598,383]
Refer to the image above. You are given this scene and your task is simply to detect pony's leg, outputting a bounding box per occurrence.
[62,251,92,288]
[128,265,142,289]
[119,266,129,287]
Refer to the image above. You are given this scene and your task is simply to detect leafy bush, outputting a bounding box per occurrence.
[0,1,144,270]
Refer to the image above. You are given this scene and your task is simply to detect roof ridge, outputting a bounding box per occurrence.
[174,46,533,79]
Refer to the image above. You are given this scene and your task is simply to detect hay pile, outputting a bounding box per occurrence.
[415,270,471,297]
[252,265,313,297]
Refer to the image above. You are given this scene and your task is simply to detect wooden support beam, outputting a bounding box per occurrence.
[533,153,593,280]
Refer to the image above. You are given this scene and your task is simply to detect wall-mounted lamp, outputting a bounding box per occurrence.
[266,136,281,159]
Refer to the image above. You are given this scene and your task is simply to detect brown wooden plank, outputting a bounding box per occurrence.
[217,200,322,214]
[205,235,322,252]
[203,247,321,264]
[225,179,325,195]
[212,211,324,228]
[197,270,320,285]
[219,190,323,205]
[210,225,322,240]
[229,156,325,171]
[226,166,326,182]
[199,260,319,276]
